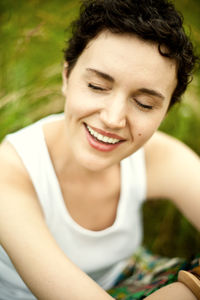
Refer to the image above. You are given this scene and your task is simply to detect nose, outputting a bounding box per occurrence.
[100,94,127,129]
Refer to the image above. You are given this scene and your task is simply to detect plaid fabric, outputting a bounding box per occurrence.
[107,247,200,299]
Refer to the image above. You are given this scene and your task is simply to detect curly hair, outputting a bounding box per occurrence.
[64,0,199,107]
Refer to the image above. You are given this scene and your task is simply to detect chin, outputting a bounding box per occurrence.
[76,152,116,172]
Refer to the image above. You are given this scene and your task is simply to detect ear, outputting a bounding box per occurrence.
[62,62,68,96]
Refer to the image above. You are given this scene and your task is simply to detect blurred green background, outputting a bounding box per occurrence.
[0,0,200,258]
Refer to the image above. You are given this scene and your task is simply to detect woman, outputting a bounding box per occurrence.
[0,0,200,299]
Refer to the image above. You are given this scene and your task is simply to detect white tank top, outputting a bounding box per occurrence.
[0,113,146,299]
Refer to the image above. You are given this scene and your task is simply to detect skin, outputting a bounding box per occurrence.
[61,31,177,172]
[0,31,199,300]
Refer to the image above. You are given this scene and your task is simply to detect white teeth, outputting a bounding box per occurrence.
[97,133,104,141]
[86,125,120,144]
[102,136,109,143]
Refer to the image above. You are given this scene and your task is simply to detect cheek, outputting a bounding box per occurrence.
[132,113,165,140]
[65,91,103,120]
[64,91,87,119]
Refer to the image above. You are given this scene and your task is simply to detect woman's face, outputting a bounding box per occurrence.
[63,31,177,171]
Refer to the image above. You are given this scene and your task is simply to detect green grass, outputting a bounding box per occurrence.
[0,0,80,137]
[0,0,200,258]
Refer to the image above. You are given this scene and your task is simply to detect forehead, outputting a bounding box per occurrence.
[71,31,177,96]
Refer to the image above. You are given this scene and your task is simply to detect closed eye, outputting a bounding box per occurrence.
[88,83,106,91]
[134,99,153,110]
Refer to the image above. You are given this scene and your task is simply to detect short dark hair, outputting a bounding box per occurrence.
[64,0,199,107]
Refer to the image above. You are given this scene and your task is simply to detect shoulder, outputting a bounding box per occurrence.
[0,139,27,180]
[144,131,200,203]
[0,137,32,177]
[0,139,43,213]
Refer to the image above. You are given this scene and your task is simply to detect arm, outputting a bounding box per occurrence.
[145,131,200,230]
[0,142,114,300]
[145,282,197,300]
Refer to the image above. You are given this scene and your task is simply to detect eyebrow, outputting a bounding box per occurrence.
[86,68,165,100]
[86,68,114,83]
[137,88,165,101]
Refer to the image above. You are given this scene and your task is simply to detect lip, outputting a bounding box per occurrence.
[85,123,125,140]
[84,123,125,152]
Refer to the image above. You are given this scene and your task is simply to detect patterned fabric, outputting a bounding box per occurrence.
[108,247,200,299]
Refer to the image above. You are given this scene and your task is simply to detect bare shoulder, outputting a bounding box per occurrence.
[0,139,23,168]
[0,139,44,240]
[0,139,35,190]
[145,130,199,165]
[0,136,44,199]
[144,131,200,203]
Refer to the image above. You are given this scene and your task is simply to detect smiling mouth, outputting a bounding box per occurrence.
[85,123,124,145]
